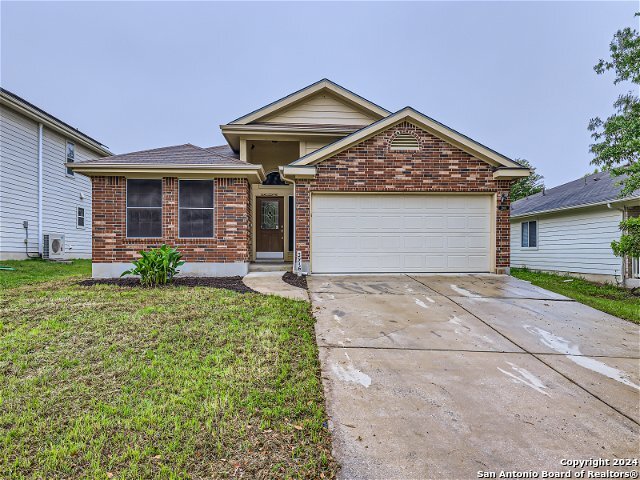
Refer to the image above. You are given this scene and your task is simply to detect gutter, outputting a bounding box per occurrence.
[510,195,640,220]
[608,203,628,285]
[67,162,266,181]
[279,166,302,275]
[0,92,112,157]
[37,123,43,255]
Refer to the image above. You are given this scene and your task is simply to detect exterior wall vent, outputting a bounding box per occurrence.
[390,133,420,151]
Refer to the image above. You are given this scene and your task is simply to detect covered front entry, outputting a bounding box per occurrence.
[256,196,285,259]
[311,193,493,273]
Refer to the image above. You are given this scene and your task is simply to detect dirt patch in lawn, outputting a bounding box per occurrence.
[283,272,308,290]
[79,276,256,293]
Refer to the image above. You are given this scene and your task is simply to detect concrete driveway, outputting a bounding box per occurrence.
[310,274,640,479]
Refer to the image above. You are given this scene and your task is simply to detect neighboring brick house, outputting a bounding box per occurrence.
[71,79,529,278]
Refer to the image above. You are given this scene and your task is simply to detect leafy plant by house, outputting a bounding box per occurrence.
[611,217,640,259]
[588,12,640,198]
[121,244,185,286]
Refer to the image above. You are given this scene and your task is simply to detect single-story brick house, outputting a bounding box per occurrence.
[70,79,529,278]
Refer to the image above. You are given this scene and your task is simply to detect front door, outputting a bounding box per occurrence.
[256,196,284,259]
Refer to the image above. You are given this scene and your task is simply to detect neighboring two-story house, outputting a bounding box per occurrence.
[70,79,529,278]
[0,88,111,260]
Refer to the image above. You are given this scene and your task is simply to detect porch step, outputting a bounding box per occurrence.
[248,262,291,273]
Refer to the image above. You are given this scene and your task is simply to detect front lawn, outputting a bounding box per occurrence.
[0,262,336,478]
[511,268,640,324]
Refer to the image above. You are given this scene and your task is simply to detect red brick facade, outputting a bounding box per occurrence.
[91,176,251,263]
[295,122,513,270]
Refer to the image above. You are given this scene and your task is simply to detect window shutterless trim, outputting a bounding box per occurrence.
[125,178,163,239]
[520,220,538,249]
[177,179,215,239]
[65,140,75,177]
[76,206,85,229]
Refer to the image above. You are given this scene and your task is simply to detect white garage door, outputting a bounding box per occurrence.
[311,194,492,273]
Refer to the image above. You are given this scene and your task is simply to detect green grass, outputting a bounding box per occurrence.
[511,268,640,324]
[0,262,336,479]
[0,259,91,288]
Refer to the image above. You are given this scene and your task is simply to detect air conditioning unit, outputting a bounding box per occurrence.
[43,234,65,260]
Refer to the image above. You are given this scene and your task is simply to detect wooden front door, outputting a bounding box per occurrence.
[256,197,284,257]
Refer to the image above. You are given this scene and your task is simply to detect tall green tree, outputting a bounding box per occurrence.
[590,13,640,267]
[588,13,640,197]
[510,158,544,201]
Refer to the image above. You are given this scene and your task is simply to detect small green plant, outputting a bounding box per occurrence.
[611,217,640,259]
[121,244,185,287]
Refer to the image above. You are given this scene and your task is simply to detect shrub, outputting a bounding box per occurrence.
[611,217,640,259]
[121,245,185,287]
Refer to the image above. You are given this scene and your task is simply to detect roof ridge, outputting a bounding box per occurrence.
[79,143,202,161]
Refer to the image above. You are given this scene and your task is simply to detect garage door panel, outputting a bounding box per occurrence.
[311,194,492,273]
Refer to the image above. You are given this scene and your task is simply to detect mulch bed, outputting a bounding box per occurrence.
[282,272,308,290]
[78,276,256,293]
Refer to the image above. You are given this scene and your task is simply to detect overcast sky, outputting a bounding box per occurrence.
[2,1,638,187]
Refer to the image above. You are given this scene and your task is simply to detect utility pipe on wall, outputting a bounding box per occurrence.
[37,123,43,255]
[608,202,626,284]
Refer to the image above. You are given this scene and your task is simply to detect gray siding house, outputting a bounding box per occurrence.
[510,171,640,288]
[0,88,111,260]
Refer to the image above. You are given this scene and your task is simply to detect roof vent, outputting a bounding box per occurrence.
[390,133,420,151]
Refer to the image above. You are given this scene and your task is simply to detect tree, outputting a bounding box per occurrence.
[510,158,544,201]
[588,13,640,197]
[591,14,640,272]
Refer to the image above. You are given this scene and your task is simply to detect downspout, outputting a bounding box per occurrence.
[608,203,626,284]
[37,123,43,255]
[279,167,300,275]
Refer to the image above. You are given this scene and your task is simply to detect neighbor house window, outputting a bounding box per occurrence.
[521,220,538,248]
[77,207,85,228]
[179,180,214,238]
[66,141,75,176]
[126,179,162,237]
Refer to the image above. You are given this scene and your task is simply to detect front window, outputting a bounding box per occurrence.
[126,179,162,237]
[66,141,75,176]
[179,180,214,238]
[521,221,538,248]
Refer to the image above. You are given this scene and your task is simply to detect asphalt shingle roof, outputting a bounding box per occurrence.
[74,144,245,166]
[511,170,635,217]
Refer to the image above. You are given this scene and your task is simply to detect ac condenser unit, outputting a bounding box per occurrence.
[43,234,65,259]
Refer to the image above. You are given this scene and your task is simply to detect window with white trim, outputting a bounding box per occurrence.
[66,141,75,176]
[126,179,162,237]
[77,207,85,228]
[179,180,214,238]
[521,220,538,248]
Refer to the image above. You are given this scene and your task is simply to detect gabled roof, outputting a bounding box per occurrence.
[227,78,390,125]
[287,107,527,173]
[0,87,112,156]
[73,144,246,166]
[511,171,639,218]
